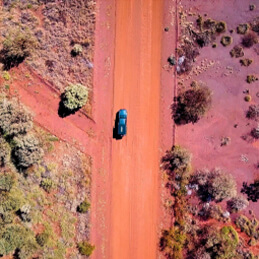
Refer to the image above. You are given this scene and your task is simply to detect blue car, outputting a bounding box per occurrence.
[117,109,127,137]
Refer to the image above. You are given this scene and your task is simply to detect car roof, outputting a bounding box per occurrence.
[119,109,127,116]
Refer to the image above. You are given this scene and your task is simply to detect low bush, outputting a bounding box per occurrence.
[0,137,11,167]
[61,84,88,111]
[204,226,239,259]
[237,23,249,34]
[227,195,249,213]
[162,146,191,176]
[0,174,15,192]
[220,36,232,46]
[215,21,227,33]
[160,227,186,259]
[230,45,244,58]
[244,95,252,102]
[0,29,37,70]
[0,99,33,137]
[172,84,212,124]
[36,232,49,247]
[251,125,259,139]
[240,58,253,66]
[247,75,258,83]
[12,134,43,169]
[71,44,83,56]
[235,215,259,239]
[192,168,237,202]
[40,178,55,193]
[0,225,37,256]
[246,105,259,120]
[242,32,258,48]
[77,200,91,213]
[251,17,259,33]
[242,180,259,202]
[77,241,95,256]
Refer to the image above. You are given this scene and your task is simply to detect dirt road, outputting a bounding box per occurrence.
[110,0,163,258]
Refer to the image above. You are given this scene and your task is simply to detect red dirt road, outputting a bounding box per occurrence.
[110,1,163,258]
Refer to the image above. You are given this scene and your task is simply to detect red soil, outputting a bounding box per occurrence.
[176,0,259,217]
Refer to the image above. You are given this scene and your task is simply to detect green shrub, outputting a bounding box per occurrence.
[77,241,95,256]
[160,227,186,259]
[0,29,37,70]
[77,200,91,213]
[172,84,212,124]
[40,178,55,193]
[36,232,49,247]
[0,137,11,167]
[12,134,43,169]
[0,99,33,137]
[0,190,23,213]
[71,44,83,56]
[235,215,259,239]
[0,174,15,192]
[0,225,37,256]
[2,71,10,81]
[216,21,227,33]
[62,84,88,111]
[251,125,259,139]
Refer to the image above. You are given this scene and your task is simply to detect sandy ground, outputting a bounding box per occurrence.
[176,0,259,217]
[110,0,163,258]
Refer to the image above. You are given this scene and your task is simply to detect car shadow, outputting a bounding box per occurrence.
[113,111,123,140]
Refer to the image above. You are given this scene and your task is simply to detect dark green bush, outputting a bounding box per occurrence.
[0,99,33,137]
[246,105,259,120]
[235,215,259,239]
[36,232,49,247]
[40,178,55,193]
[77,200,91,213]
[77,241,95,256]
[12,134,43,169]
[62,84,88,111]
[242,32,258,48]
[0,29,37,70]
[220,36,233,46]
[172,84,212,124]
[230,45,244,58]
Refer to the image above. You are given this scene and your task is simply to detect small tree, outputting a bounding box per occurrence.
[12,134,43,169]
[0,99,33,137]
[40,178,55,193]
[172,85,212,124]
[61,84,88,111]
[36,232,49,247]
[227,196,249,213]
[77,241,95,256]
[208,169,237,202]
[77,200,90,213]
[0,29,37,70]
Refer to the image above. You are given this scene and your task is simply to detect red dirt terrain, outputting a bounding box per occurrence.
[176,0,259,217]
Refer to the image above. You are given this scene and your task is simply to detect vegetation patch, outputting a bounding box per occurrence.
[77,241,95,256]
[227,195,249,213]
[77,199,91,213]
[240,58,253,66]
[230,45,244,58]
[247,74,258,83]
[242,179,259,202]
[172,83,212,125]
[246,105,259,120]
[242,32,258,48]
[0,29,37,70]
[220,36,233,46]
[244,95,252,102]
[237,23,249,34]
